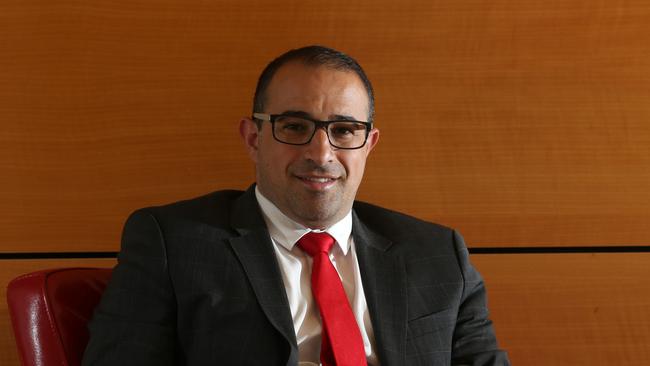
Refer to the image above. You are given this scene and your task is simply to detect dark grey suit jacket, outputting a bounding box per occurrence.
[83,185,509,366]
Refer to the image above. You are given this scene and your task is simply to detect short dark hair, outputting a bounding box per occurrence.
[252,45,375,123]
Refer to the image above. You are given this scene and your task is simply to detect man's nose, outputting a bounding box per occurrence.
[304,128,334,164]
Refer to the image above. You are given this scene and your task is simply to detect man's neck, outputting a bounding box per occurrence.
[254,186,353,253]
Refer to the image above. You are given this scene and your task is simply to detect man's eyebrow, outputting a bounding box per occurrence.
[329,114,359,122]
[279,110,312,118]
[279,110,361,122]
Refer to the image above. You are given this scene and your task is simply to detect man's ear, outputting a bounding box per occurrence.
[239,117,260,163]
[364,127,380,156]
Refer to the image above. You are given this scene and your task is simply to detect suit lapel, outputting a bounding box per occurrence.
[353,212,407,366]
[227,186,298,364]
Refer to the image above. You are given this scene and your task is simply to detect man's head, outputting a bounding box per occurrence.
[253,45,375,123]
[240,45,379,229]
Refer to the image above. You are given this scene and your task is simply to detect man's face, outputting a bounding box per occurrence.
[240,62,379,228]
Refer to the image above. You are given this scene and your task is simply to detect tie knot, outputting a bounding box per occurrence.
[297,232,335,257]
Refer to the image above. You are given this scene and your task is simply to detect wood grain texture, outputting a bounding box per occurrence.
[0,259,116,366]
[472,253,650,366]
[2,0,650,251]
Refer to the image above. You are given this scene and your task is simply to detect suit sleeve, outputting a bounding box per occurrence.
[82,209,177,366]
[451,231,511,366]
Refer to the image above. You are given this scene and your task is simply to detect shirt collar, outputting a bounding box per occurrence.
[255,186,352,254]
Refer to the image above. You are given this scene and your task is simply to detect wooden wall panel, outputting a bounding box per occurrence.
[2,0,650,252]
[472,253,650,366]
[0,259,116,366]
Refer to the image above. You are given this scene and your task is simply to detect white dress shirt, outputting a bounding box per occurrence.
[255,187,379,365]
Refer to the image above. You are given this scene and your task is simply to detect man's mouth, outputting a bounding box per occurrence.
[300,176,336,183]
[294,174,339,190]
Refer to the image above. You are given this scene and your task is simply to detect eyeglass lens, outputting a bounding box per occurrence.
[273,116,367,148]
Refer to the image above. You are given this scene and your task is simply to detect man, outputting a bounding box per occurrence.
[83,46,510,365]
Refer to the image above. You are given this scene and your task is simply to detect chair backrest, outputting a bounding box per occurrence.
[6,267,112,366]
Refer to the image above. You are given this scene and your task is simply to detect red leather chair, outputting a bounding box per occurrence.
[6,268,112,366]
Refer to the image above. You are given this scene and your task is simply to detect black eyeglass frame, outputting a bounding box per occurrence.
[252,112,374,150]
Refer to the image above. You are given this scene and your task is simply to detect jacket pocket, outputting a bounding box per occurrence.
[407,308,456,339]
[406,308,456,361]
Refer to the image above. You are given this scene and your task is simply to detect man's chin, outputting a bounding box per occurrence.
[288,203,341,228]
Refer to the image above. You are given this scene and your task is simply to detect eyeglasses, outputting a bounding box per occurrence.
[252,113,373,150]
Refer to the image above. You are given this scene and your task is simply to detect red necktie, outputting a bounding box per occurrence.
[298,232,367,366]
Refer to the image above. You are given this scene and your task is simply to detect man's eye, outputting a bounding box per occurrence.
[282,123,308,132]
[330,123,364,137]
[331,126,354,135]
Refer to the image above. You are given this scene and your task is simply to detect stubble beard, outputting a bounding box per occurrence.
[285,184,345,228]
[258,159,351,228]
